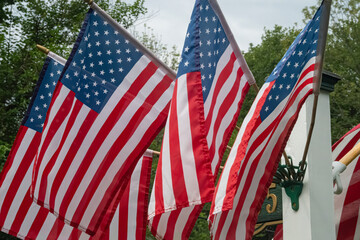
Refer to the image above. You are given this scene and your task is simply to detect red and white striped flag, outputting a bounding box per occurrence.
[30,7,174,236]
[209,4,326,239]
[0,55,89,240]
[103,150,153,240]
[148,0,254,238]
[334,124,360,240]
[0,53,154,239]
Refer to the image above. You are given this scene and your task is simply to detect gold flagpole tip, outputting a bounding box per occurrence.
[36,44,50,54]
[84,0,93,5]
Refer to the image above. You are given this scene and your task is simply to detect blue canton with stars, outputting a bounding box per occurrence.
[259,4,323,121]
[61,9,142,113]
[23,57,64,133]
[177,0,229,102]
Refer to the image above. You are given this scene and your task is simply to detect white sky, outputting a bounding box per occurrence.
[130,0,318,52]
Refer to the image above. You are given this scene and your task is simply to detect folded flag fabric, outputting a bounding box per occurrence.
[334,124,360,240]
[210,3,325,239]
[30,7,174,235]
[148,0,254,238]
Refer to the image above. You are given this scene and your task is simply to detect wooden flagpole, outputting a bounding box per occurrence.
[339,142,360,166]
[299,0,332,171]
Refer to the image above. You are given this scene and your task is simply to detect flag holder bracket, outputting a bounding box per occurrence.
[273,156,307,211]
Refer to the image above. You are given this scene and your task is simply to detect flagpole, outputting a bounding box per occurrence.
[339,142,360,166]
[36,44,67,65]
[299,0,332,172]
[83,0,177,80]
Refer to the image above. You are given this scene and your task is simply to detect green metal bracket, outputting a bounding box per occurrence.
[282,181,303,211]
[273,157,307,211]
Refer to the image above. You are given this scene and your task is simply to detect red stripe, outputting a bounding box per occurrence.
[154,152,164,216]
[69,226,83,240]
[213,210,229,240]
[118,184,130,240]
[47,218,65,239]
[186,72,214,201]
[169,80,189,206]
[205,53,237,133]
[32,86,75,192]
[136,156,153,240]
[37,100,83,203]
[0,132,41,227]
[163,210,181,239]
[0,125,28,184]
[26,207,49,239]
[150,215,161,238]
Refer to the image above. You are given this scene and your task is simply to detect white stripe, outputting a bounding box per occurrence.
[127,158,143,238]
[109,205,119,239]
[177,74,201,202]
[353,207,360,240]
[148,107,173,218]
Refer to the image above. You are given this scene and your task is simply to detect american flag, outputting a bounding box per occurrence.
[148,0,253,238]
[210,4,324,240]
[0,56,88,240]
[334,124,360,240]
[30,8,174,235]
[0,55,155,240]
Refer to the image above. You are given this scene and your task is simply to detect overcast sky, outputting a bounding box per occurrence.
[130,0,318,52]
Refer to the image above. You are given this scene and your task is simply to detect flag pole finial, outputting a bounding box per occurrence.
[84,0,93,6]
[36,44,49,55]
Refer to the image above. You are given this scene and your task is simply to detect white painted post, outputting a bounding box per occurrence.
[282,72,340,239]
